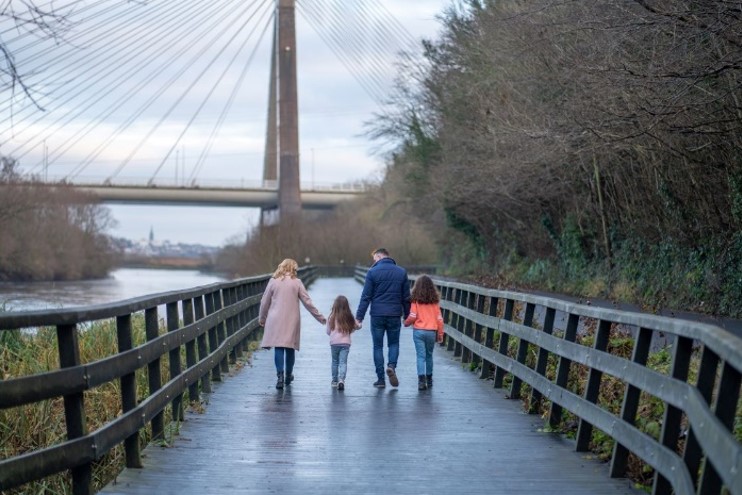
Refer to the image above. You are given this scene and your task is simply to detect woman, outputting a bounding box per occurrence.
[259,258,326,389]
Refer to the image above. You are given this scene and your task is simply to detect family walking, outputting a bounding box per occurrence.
[258,249,444,390]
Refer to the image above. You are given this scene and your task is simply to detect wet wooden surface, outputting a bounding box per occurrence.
[100,278,637,495]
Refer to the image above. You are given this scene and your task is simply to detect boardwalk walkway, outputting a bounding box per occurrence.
[100,278,637,495]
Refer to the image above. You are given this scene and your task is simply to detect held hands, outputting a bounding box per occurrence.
[319,316,327,325]
[355,319,362,329]
[259,320,265,327]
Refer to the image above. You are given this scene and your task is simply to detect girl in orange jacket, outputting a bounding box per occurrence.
[403,275,444,390]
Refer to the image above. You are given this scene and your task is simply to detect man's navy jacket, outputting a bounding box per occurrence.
[356,257,411,321]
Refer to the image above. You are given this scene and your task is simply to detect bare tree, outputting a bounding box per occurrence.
[0,0,73,108]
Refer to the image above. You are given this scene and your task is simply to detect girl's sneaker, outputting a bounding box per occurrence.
[337,380,345,390]
[331,381,339,388]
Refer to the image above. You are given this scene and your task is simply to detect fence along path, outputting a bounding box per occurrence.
[100,277,636,495]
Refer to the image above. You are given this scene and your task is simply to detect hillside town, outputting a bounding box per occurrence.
[115,227,220,269]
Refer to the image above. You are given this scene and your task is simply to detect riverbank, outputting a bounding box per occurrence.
[0,268,227,312]
[118,255,215,271]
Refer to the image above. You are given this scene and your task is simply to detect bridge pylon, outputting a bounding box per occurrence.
[262,0,300,225]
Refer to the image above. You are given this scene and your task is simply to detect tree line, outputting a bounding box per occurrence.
[0,158,118,281]
[363,0,742,317]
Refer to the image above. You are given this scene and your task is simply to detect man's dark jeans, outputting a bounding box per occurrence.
[370,315,401,380]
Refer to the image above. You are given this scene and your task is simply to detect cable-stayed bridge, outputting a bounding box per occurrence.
[0,0,425,215]
[39,175,366,209]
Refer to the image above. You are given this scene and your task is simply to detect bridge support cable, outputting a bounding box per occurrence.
[4,0,232,173]
[3,0,198,152]
[60,0,268,182]
[311,0,413,93]
[297,0,425,107]
[149,6,275,186]
[297,1,388,104]
[187,12,276,186]
[60,0,251,181]
[3,0,268,182]
[107,0,274,183]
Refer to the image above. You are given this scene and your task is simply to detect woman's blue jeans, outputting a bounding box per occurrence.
[413,330,436,376]
[274,347,295,374]
[331,345,350,381]
[370,316,401,380]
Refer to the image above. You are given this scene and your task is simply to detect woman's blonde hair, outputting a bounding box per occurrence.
[273,258,298,279]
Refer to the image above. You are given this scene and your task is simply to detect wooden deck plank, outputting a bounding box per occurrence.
[100,277,637,494]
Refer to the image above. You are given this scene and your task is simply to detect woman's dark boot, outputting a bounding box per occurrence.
[285,372,294,386]
[276,371,284,389]
[426,374,433,388]
[418,375,427,390]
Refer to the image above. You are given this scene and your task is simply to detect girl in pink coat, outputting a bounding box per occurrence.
[326,295,360,390]
[259,259,326,389]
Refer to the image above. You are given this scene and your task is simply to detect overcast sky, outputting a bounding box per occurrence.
[2,0,451,246]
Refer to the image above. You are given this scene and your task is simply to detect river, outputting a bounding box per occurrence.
[0,268,227,312]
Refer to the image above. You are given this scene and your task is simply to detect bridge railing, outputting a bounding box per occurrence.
[354,267,742,495]
[0,267,319,494]
[37,175,368,192]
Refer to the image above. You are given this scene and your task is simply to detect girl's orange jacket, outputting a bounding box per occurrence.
[403,302,444,340]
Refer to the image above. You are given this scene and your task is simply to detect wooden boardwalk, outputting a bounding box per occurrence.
[100,278,637,495]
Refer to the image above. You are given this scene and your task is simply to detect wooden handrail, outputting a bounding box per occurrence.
[426,277,742,495]
[0,267,319,494]
[354,265,741,494]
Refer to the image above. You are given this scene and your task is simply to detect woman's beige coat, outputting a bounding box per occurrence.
[259,276,324,351]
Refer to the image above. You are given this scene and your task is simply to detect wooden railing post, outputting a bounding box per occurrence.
[509,302,535,399]
[681,345,719,485]
[205,291,222,383]
[116,314,142,468]
[460,291,472,362]
[698,360,741,493]
[166,301,184,422]
[549,313,579,428]
[224,287,238,362]
[652,335,693,494]
[214,290,229,373]
[576,319,611,451]
[145,307,164,441]
[440,286,451,347]
[479,296,498,380]
[194,295,211,394]
[528,307,555,414]
[56,323,92,495]
[452,289,463,356]
[610,326,652,477]
[493,299,514,389]
[182,298,199,404]
[470,293,485,370]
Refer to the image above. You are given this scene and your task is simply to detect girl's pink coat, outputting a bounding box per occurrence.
[259,276,324,351]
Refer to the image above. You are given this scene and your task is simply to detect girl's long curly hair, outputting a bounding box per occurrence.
[410,275,440,304]
[329,295,356,334]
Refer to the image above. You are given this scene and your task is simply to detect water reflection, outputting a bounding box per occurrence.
[0,268,227,312]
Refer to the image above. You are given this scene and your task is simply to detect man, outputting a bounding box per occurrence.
[355,247,411,388]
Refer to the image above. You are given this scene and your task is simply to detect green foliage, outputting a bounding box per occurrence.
[730,171,742,224]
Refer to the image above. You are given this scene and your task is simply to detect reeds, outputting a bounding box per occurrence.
[1,314,254,494]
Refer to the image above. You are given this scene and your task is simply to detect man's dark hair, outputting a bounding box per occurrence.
[372,247,389,257]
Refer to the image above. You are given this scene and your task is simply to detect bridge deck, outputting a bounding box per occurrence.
[100,278,637,495]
